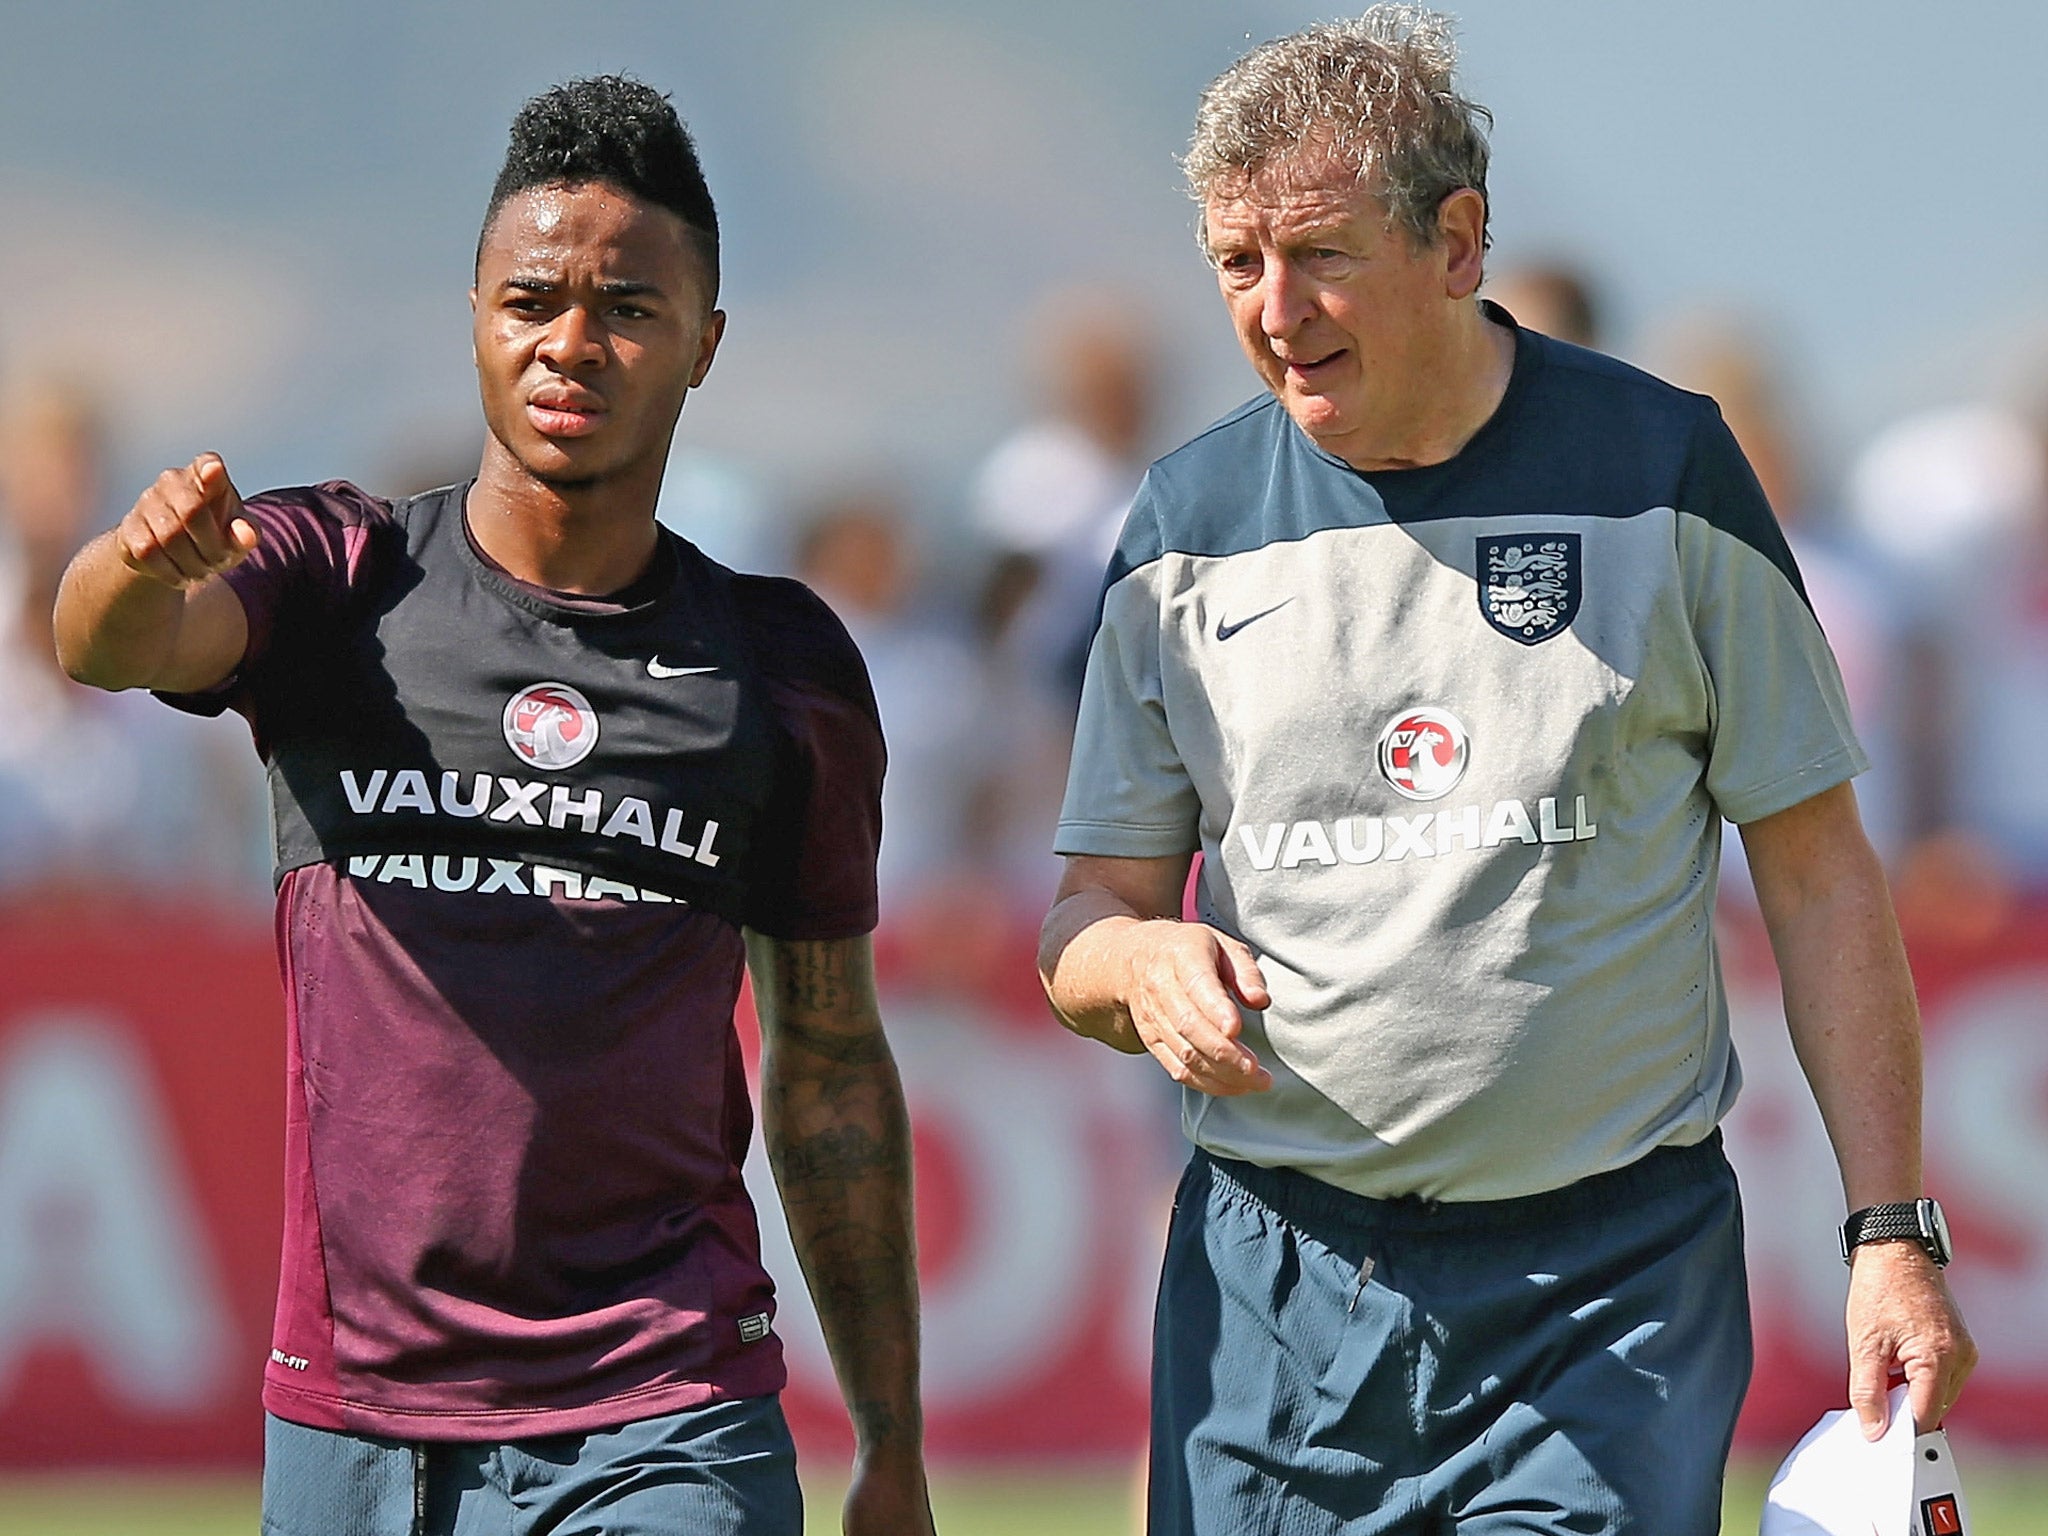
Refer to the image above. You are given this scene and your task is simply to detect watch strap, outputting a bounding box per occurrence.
[1841,1200,1949,1265]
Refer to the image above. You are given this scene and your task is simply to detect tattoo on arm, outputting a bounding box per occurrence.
[752,936,890,1064]
[769,1009,890,1068]
[774,1122,892,1187]
[781,937,851,1011]
[747,932,925,1454]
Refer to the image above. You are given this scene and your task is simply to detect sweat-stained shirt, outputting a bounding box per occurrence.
[1056,308,1865,1203]
[162,480,884,1440]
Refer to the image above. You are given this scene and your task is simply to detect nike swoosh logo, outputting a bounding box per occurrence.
[647,659,720,678]
[1215,599,1294,642]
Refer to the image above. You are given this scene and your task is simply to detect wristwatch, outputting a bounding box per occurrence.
[1840,1199,1952,1267]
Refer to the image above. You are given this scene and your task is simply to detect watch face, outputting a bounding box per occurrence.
[1921,1199,1954,1265]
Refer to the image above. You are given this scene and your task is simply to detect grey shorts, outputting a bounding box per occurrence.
[261,1394,801,1536]
[1150,1135,1752,1536]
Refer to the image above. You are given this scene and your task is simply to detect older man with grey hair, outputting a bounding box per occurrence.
[1038,8,1974,1533]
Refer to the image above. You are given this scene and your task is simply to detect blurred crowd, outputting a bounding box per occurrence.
[5,266,2048,956]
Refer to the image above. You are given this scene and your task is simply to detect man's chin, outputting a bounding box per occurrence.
[1278,392,1353,441]
[511,441,610,492]
[529,466,605,492]
[483,427,651,495]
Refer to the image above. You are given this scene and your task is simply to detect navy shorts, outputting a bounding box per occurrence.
[261,1394,801,1536]
[1150,1135,1752,1536]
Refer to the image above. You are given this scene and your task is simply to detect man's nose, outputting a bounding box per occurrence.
[1259,262,1316,340]
[537,305,605,369]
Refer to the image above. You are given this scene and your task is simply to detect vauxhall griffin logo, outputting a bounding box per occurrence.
[1377,708,1469,801]
[1478,533,1581,644]
[503,682,599,771]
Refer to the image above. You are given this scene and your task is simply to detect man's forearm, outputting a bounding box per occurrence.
[1744,784,1976,1433]
[55,455,254,693]
[1745,788,1926,1207]
[1771,872,1925,1208]
[1773,871,1981,1436]
[1037,888,1153,1053]
[752,938,924,1455]
[55,531,192,690]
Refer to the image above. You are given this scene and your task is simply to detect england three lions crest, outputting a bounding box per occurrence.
[1478,533,1581,645]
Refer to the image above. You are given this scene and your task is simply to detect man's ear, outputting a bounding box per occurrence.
[689,309,728,389]
[1437,189,1488,301]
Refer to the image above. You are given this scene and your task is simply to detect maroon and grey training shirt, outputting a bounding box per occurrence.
[162,480,884,1441]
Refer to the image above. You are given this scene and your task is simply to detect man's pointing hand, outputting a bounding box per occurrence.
[118,453,259,589]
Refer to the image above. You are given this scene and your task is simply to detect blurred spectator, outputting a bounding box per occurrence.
[955,290,1165,915]
[0,376,266,900]
[969,288,1158,710]
[1848,396,2048,892]
[793,489,986,911]
[1649,314,1920,867]
[955,557,1088,916]
[1846,404,2044,603]
[1485,261,1604,348]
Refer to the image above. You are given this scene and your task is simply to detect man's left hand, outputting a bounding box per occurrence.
[1846,1239,1977,1439]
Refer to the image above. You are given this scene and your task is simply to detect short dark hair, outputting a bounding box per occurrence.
[481,75,720,296]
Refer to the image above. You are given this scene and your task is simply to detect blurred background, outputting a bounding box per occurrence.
[3,1,2048,1530]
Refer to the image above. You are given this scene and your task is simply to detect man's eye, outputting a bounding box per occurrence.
[609,304,652,320]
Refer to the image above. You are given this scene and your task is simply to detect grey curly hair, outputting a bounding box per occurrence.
[1184,6,1493,251]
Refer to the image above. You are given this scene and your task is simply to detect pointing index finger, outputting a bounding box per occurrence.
[186,454,254,566]
[189,452,234,505]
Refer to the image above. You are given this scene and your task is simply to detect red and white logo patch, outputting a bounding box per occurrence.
[502,682,599,771]
[1377,707,1470,801]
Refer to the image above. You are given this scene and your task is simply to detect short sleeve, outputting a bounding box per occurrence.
[153,481,394,724]
[736,578,886,939]
[1054,492,1201,856]
[1676,410,1869,823]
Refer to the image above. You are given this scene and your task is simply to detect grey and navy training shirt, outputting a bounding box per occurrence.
[1056,309,1864,1202]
